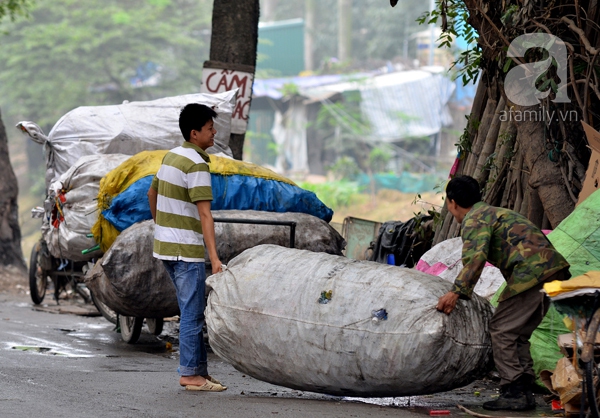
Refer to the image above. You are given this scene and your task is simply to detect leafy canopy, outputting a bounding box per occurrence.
[0,0,213,129]
[0,0,30,22]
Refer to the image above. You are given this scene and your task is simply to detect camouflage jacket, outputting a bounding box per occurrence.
[452,202,570,302]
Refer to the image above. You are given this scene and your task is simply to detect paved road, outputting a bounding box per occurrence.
[0,293,542,418]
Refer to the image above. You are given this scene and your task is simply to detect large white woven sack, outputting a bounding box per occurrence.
[42,154,130,261]
[18,90,237,186]
[206,244,493,397]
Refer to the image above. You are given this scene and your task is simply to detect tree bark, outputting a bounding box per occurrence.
[337,0,352,62]
[0,108,25,270]
[209,0,260,160]
[464,96,497,176]
[474,97,505,185]
[515,115,575,227]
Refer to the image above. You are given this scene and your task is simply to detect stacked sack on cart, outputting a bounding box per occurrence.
[18,90,238,263]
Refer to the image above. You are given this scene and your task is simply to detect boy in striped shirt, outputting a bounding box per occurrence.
[148,103,226,392]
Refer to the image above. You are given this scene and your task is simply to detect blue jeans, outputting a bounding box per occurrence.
[162,260,208,377]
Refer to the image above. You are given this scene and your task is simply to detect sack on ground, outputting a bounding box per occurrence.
[206,245,494,397]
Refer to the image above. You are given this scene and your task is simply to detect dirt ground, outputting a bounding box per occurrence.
[0,265,28,296]
[331,189,444,224]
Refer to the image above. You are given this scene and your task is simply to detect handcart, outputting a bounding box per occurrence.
[28,207,117,324]
[550,288,600,417]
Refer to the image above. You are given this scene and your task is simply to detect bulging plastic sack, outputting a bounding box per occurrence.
[206,245,493,397]
[17,90,237,187]
[43,154,130,261]
[85,212,345,318]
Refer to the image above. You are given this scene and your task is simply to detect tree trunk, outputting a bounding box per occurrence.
[337,0,352,63]
[209,0,260,160]
[304,0,316,72]
[515,115,575,227]
[261,0,278,21]
[0,108,25,270]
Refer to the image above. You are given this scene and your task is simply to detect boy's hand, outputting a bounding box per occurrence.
[211,259,223,275]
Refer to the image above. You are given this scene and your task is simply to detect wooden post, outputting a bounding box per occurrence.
[305,0,316,71]
[338,0,352,63]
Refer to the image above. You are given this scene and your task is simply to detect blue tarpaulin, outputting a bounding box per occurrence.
[102,174,334,233]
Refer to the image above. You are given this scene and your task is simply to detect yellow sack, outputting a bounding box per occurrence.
[543,271,600,297]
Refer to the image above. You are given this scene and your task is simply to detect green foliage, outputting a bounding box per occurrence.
[279,82,300,98]
[417,0,481,86]
[500,4,519,27]
[317,99,369,138]
[28,163,46,199]
[299,180,363,210]
[243,130,277,164]
[368,146,392,172]
[0,0,212,128]
[329,156,361,180]
[455,114,479,155]
[411,192,443,232]
[0,0,30,22]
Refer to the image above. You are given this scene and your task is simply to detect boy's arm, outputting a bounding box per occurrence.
[148,186,158,222]
[196,200,222,275]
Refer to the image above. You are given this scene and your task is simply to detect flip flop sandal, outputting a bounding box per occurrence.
[180,376,227,390]
[199,375,222,385]
[185,380,227,392]
[206,376,227,389]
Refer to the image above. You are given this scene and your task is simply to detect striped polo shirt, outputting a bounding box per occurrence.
[151,142,213,262]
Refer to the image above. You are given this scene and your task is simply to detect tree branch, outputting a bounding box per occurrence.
[561,16,600,55]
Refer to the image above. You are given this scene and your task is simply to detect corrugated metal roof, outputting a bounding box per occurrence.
[252,70,458,141]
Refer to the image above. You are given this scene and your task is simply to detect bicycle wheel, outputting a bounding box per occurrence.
[119,315,143,344]
[146,318,164,336]
[28,242,48,305]
[90,291,118,325]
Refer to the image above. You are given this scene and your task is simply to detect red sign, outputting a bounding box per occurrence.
[201,68,254,134]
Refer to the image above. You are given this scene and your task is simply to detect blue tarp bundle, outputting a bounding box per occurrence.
[102,174,334,233]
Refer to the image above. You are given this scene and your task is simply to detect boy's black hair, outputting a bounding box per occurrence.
[179,103,218,142]
[446,175,482,208]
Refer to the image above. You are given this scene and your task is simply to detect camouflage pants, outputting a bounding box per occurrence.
[490,270,568,386]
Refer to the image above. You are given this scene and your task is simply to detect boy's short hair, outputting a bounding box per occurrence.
[179,103,218,141]
[446,175,482,208]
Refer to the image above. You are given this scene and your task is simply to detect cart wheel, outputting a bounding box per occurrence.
[586,360,600,418]
[28,242,49,305]
[583,307,600,418]
[146,318,164,335]
[119,315,143,344]
[90,291,118,325]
